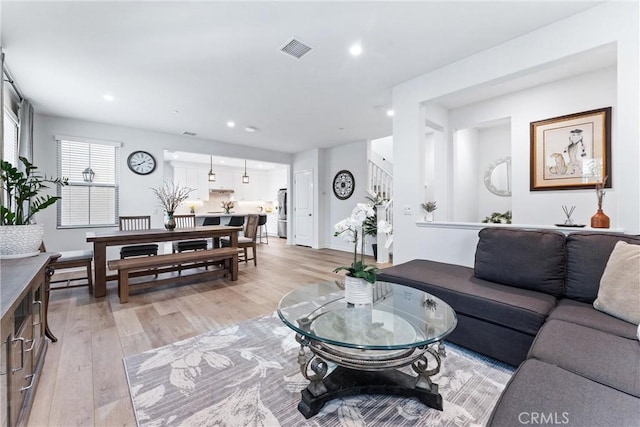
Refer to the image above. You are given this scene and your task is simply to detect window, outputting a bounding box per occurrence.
[3,109,18,166]
[57,137,120,227]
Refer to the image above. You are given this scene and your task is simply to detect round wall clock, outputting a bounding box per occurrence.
[127,150,156,175]
[333,170,355,200]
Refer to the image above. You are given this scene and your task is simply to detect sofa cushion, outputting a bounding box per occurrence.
[474,228,566,297]
[593,241,640,324]
[378,259,557,336]
[528,319,640,397]
[548,299,637,340]
[488,359,640,427]
[565,232,640,303]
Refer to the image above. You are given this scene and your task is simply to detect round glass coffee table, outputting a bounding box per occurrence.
[277,280,457,418]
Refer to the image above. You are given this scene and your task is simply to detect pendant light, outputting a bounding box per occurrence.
[208,156,216,182]
[82,167,95,182]
[242,160,249,184]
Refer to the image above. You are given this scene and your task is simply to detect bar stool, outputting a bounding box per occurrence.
[258,214,268,244]
[204,216,221,248]
[227,216,245,227]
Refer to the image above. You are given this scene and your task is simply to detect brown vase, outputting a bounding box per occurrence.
[590,209,610,228]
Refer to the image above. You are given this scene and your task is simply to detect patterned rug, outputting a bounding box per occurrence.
[123,312,515,426]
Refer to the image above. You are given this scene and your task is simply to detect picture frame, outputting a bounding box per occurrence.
[530,107,611,191]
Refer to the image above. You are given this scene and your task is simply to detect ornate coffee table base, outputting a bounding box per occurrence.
[298,366,443,418]
[295,333,446,419]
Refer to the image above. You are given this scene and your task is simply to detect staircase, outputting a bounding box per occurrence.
[368,159,393,263]
[368,160,392,201]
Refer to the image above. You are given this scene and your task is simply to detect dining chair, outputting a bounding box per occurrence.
[257,214,268,244]
[172,214,208,253]
[119,216,159,259]
[41,243,94,293]
[172,214,209,274]
[203,216,221,248]
[221,214,258,266]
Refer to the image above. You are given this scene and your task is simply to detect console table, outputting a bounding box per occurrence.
[277,281,458,418]
[1,254,56,427]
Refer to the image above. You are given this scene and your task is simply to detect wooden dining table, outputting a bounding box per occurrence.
[86,225,243,298]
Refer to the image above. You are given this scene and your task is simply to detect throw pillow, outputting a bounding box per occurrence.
[593,241,640,325]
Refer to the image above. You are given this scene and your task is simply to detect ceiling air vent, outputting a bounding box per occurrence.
[280,38,312,59]
[182,131,197,137]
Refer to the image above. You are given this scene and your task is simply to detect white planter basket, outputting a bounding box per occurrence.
[344,275,373,306]
[0,224,45,259]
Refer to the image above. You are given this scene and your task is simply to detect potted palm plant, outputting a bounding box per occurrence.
[1,157,68,258]
[363,193,392,259]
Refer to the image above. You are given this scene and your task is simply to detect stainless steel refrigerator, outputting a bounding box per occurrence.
[277,188,287,238]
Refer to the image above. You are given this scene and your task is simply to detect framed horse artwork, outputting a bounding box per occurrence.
[530,107,612,191]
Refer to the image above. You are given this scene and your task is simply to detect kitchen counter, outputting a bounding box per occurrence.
[195,212,271,226]
[196,212,277,228]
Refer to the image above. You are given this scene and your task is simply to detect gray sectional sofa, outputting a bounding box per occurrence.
[378,228,640,427]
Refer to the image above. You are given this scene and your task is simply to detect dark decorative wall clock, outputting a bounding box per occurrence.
[333,170,355,200]
[127,150,156,175]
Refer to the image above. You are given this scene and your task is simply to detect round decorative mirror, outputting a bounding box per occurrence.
[484,157,512,197]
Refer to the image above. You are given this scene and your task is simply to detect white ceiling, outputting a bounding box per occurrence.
[166,150,286,171]
[1,1,602,154]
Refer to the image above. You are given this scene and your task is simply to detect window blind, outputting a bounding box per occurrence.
[57,138,120,227]
[2,110,18,166]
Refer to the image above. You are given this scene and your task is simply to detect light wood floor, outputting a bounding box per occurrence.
[29,239,385,426]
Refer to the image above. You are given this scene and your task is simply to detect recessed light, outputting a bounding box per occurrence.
[220,160,225,164]
[349,43,362,56]
[245,126,257,133]
[172,153,179,159]
[386,110,395,117]
[227,121,235,128]
[103,94,114,101]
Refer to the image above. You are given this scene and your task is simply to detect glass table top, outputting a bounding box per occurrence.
[277,281,457,351]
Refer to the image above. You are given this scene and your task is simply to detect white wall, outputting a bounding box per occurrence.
[393,2,639,267]
[370,135,394,175]
[476,123,511,219]
[267,167,287,203]
[452,128,479,222]
[447,67,618,226]
[324,140,370,254]
[33,114,291,254]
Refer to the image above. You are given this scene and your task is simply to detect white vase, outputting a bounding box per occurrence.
[425,212,434,222]
[344,275,373,306]
[0,224,45,258]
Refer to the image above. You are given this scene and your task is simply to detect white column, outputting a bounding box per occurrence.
[376,204,390,263]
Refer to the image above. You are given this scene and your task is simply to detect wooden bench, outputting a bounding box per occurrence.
[107,248,238,303]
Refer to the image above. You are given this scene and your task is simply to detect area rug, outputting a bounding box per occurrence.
[123,312,515,426]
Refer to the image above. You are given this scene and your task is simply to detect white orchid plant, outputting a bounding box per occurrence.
[333,203,392,284]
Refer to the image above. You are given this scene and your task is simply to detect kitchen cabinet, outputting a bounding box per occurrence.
[174,166,209,201]
[1,254,53,427]
[209,170,233,190]
[232,171,268,201]
[266,213,278,236]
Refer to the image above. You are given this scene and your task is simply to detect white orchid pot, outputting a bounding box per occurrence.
[0,224,45,258]
[344,275,373,306]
